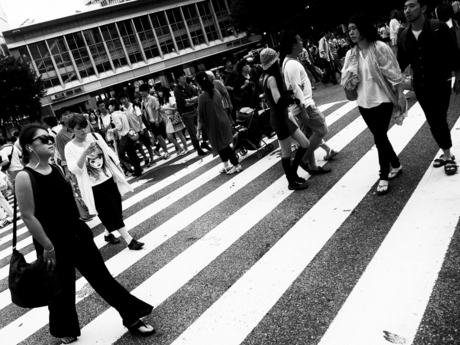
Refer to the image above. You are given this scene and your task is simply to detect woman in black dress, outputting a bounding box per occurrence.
[260,48,310,190]
[15,124,155,344]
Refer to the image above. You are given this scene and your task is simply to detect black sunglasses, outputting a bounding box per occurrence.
[32,135,55,144]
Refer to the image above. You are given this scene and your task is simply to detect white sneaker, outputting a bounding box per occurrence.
[226,166,237,175]
[235,164,243,173]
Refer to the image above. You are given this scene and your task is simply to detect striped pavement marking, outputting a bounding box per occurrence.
[318,116,460,345]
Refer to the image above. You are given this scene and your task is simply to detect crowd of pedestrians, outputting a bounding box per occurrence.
[3,0,460,342]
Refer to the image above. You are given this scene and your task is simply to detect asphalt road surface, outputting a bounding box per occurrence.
[0,82,459,345]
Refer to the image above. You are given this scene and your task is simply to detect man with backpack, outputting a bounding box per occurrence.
[398,0,460,175]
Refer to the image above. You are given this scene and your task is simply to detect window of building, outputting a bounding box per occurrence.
[211,0,234,38]
[196,1,219,42]
[65,32,95,79]
[182,5,206,45]
[149,12,176,55]
[132,16,160,60]
[47,37,78,85]
[100,23,128,69]
[27,42,61,89]
[83,28,112,73]
[117,20,144,64]
[166,8,191,51]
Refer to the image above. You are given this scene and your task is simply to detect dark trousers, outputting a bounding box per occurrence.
[305,62,321,82]
[415,81,452,150]
[135,130,154,160]
[321,60,338,85]
[118,135,141,172]
[218,145,239,166]
[359,102,400,180]
[45,233,152,338]
[181,111,208,149]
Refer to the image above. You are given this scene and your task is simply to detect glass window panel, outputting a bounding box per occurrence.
[150,12,176,54]
[100,24,128,68]
[84,28,112,73]
[197,2,220,41]
[27,43,60,88]
[64,32,95,80]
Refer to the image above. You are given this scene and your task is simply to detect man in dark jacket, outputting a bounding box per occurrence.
[398,0,460,175]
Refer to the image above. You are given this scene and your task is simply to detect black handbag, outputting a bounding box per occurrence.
[9,170,62,308]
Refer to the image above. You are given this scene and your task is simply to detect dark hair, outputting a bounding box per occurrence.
[397,9,406,22]
[195,71,214,98]
[0,137,6,146]
[280,30,298,56]
[19,123,48,164]
[436,3,454,22]
[236,59,248,75]
[108,98,120,111]
[96,99,106,108]
[13,131,19,137]
[414,0,428,8]
[68,114,89,130]
[390,9,399,20]
[139,84,149,92]
[348,13,380,45]
[43,116,58,128]
[59,107,72,118]
[118,91,130,101]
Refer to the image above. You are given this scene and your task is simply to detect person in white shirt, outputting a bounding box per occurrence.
[318,32,339,85]
[389,10,402,55]
[0,137,23,185]
[281,31,333,175]
[119,92,155,167]
[108,99,143,177]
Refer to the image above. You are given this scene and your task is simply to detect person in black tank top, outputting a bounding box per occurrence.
[260,48,310,191]
[15,124,156,344]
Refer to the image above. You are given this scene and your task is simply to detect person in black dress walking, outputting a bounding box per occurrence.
[15,124,156,344]
[260,48,310,190]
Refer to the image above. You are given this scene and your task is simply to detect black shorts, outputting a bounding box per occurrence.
[149,121,167,138]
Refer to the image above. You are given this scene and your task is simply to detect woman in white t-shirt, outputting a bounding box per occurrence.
[65,114,144,250]
[343,14,406,195]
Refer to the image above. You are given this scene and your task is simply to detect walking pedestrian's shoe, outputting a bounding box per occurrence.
[388,166,403,180]
[444,160,458,175]
[226,166,237,175]
[201,142,212,151]
[127,319,156,336]
[376,180,389,195]
[104,233,121,244]
[128,239,145,250]
[288,181,309,191]
[323,149,339,161]
[235,164,243,173]
[197,148,207,156]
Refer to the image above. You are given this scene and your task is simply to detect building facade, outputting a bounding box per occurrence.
[0,2,10,55]
[3,0,261,116]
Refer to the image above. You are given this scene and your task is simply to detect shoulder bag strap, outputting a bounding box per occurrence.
[13,168,37,250]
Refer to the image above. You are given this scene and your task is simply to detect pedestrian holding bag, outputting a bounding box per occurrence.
[9,170,62,308]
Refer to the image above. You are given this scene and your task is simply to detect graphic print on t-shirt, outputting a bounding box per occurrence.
[86,143,111,186]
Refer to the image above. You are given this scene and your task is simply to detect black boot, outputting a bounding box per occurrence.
[192,138,206,156]
[281,158,308,191]
[291,147,309,180]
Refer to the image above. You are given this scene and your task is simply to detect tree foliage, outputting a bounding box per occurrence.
[0,55,46,132]
[230,0,417,39]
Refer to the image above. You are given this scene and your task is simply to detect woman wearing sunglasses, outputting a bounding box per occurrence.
[15,124,155,344]
[64,114,144,250]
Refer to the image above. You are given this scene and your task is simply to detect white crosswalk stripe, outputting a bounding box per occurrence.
[0,95,458,345]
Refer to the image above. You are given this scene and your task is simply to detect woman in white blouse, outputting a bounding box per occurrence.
[64,114,144,249]
[342,14,407,195]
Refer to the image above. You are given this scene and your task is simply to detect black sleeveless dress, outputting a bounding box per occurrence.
[263,76,298,140]
[24,166,153,338]
[25,165,92,252]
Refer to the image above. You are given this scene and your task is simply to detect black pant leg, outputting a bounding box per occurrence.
[360,103,399,180]
[415,82,452,150]
[74,236,153,328]
[48,248,81,338]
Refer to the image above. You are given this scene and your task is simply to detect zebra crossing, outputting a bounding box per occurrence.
[0,92,459,345]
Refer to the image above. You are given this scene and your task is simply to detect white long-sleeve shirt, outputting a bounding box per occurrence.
[282,58,315,116]
[111,110,130,137]
[389,19,401,44]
